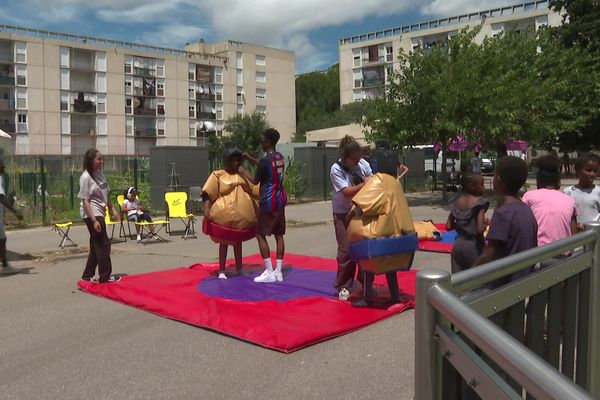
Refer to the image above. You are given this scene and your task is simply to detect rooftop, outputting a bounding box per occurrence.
[339,0,550,45]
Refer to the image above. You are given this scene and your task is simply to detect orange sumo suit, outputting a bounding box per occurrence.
[201,170,258,245]
[347,173,416,274]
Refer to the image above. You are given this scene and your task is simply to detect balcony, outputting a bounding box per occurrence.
[0,123,15,133]
[71,125,96,135]
[133,67,156,77]
[0,76,14,86]
[70,59,95,71]
[196,92,215,101]
[0,51,13,64]
[362,78,385,88]
[70,81,96,93]
[197,111,216,120]
[134,128,156,137]
[0,99,15,110]
[134,107,157,117]
[72,101,96,114]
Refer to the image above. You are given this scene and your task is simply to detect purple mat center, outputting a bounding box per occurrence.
[197,266,337,302]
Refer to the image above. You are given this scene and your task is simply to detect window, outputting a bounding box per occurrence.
[236,52,243,69]
[124,62,132,74]
[237,104,244,114]
[256,71,266,83]
[255,55,266,66]
[17,113,27,133]
[216,110,223,120]
[386,45,393,62]
[214,70,223,84]
[16,88,26,109]
[157,103,165,115]
[125,79,132,94]
[256,88,266,100]
[97,94,106,113]
[188,65,195,80]
[60,93,69,111]
[236,69,243,86]
[156,64,164,77]
[189,104,195,118]
[237,90,244,104]
[157,80,164,97]
[16,65,26,86]
[125,98,132,114]
[15,42,26,63]
[353,55,361,67]
[256,105,266,115]
[215,89,223,102]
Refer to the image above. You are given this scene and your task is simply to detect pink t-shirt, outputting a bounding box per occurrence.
[522,188,577,247]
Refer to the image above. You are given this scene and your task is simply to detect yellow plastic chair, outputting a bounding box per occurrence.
[104,206,126,242]
[116,194,133,240]
[165,191,196,239]
[53,222,77,248]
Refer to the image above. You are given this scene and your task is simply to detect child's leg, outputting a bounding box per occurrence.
[256,235,270,259]
[385,271,400,303]
[233,243,242,273]
[275,234,285,260]
[142,212,155,234]
[218,244,228,278]
[0,238,7,267]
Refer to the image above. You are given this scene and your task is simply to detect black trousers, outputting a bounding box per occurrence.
[83,217,112,282]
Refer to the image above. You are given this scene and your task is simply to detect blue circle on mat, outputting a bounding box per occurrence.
[197,267,337,302]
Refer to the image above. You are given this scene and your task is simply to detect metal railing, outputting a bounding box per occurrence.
[415,223,600,399]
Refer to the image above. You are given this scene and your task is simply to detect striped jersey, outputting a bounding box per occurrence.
[255,152,287,211]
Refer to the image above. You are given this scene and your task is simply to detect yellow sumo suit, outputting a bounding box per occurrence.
[347,172,417,274]
[201,149,258,245]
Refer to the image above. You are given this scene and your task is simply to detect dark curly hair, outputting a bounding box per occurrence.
[495,156,528,195]
[262,128,280,146]
[574,153,600,175]
[533,154,561,189]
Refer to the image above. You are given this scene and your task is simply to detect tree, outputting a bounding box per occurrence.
[223,111,271,158]
[294,64,340,141]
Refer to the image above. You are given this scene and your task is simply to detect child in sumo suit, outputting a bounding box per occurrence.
[347,144,416,306]
[202,145,258,279]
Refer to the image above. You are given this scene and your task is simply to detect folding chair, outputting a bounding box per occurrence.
[134,220,170,244]
[53,222,77,248]
[104,207,126,242]
[165,191,196,239]
[116,194,133,240]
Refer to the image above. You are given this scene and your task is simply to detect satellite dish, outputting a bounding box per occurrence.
[197,86,204,94]
[133,98,141,108]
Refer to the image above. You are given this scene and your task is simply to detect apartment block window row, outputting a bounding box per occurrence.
[0,40,28,135]
[125,55,164,78]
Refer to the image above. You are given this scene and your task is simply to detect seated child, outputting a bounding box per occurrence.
[474,156,538,287]
[202,145,258,279]
[446,174,489,273]
[346,153,416,306]
[121,187,154,242]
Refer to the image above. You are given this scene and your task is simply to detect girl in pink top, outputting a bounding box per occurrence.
[522,155,577,259]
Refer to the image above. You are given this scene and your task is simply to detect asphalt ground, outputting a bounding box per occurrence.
[0,179,579,400]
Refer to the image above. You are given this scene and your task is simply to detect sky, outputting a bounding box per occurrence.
[0,0,516,73]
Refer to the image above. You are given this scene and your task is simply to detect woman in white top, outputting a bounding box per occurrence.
[78,148,120,283]
[329,135,373,300]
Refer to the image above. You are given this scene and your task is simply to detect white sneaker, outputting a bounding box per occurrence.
[338,288,350,301]
[274,270,283,282]
[218,273,227,280]
[254,269,276,283]
[136,235,142,242]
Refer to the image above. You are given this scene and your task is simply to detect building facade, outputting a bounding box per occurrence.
[0,26,296,156]
[338,0,562,106]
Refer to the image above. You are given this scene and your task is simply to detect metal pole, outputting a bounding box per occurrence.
[322,153,327,201]
[415,269,451,400]
[584,222,600,397]
[134,157,139,191]
[69,173,74,210]
[40,158,47,225]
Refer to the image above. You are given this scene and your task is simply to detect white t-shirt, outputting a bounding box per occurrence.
[122,198,142,217]
[78,170,109,219]
[564,185,600,224]
[330,158,373,214]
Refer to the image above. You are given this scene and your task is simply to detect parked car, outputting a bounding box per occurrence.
[481,158,494,174]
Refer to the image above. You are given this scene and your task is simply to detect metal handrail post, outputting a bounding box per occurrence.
[584,222,600,397]
[415,269,451,400]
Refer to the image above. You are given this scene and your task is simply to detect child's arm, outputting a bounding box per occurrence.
[445,213,455,231]
[0,194,22,220]
[476,207,487,235]
[570,213,579,235]
[474,240,498,266]
[243,152,259,166]
[201,192,211,217]
[398,164,409,179]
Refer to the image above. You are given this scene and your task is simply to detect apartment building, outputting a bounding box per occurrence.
[339,0,562,106]
[0,26,296,156]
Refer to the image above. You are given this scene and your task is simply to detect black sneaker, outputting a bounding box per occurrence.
[81,277,98,282]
